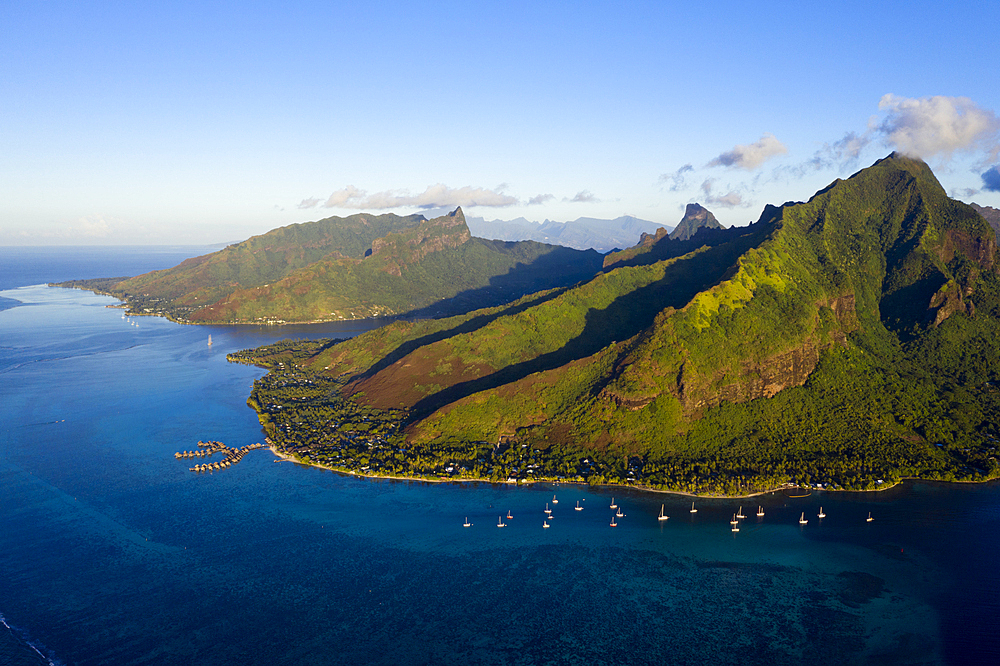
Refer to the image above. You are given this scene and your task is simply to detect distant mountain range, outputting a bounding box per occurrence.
[465,214,670,252]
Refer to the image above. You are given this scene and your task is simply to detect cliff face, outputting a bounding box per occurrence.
[670,203,724,241]
[368,208,472,276]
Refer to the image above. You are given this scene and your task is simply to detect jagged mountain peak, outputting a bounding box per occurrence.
[669,203,724,241]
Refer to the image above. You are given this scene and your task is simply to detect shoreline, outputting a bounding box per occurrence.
[266,444,996,499]
[51,283,397,326]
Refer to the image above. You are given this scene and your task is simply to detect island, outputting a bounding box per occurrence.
[227,154,1000,496]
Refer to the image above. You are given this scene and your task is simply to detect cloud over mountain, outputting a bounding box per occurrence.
[983,166,1000,193]
[877,94,1000,159]
[659,164,694,191]
[708,133,788,170]
[700,179,745,208]
[299,184,519,210]
[566,190,598,203]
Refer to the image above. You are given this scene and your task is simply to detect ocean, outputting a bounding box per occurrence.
[1,247,998,665]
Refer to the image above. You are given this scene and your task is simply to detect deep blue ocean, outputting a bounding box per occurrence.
[1,247,999,665]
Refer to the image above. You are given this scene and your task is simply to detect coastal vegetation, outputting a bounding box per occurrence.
[230,155,1000,495]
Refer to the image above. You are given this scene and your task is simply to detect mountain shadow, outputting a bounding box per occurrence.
[405,220,776,417]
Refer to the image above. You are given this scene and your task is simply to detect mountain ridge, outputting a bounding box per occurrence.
[79,208,605,323]
[234,153,1000,494]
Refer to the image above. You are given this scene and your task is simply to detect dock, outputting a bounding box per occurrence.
[175,441,266,472]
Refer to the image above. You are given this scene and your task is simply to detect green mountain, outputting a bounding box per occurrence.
[235,154,1000,493]
[669,203,724,240]
[972,203,1000,237]
[90,208,604,323]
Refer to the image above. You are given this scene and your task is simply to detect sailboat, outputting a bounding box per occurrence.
[544,503,551,515]
[736,506,746,519]
[543,520,550,529]
[866,512,874,522]
[818,507,826,519]
[731,521,740,532]
[574,501,583,511]
[207,334,213,346]
[463,517,472,527]
[610,497,617,509]
[799,512,808,525]
[658,504,669,521]
[616,507,624,518]
[756,506,765,517]
[507,510,513,519]
[730,513,739,526]
[497,516,506,528]
[552,494,558,504]
[610,516,618,527]
[690,502,697,513]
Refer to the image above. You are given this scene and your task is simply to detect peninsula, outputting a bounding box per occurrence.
[55,208,605,324]
[230,155,1000,495]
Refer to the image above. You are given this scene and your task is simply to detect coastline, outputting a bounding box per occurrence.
[265,443,984,500]
[51,283,395,326]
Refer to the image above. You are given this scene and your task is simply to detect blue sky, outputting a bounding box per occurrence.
[3,0,999,245]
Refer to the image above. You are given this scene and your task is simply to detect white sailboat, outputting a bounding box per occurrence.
[690,502,697,513]
[866,512,874,522]
[818,507,826,519]
[544,503,551,515]
[497,516,506,528]
[574,501,583,511]
[658,504,669,521]
[616,507,624,518]
[552,494,558,504]
[610,497,617,509]
[207,334,213,346]
[610,516,617,527]
[736,506,746,519]
[543,520,550,528]
[463,517,472,527]
[756,506,765,517]
[799,512,808,525]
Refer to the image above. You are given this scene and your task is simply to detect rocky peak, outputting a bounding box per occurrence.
[669,203,724,241]
[367,208,472,275]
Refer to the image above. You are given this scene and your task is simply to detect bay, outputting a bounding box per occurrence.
[1,249,998,665]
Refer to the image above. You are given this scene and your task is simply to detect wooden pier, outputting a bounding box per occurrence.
[175,441,266,472]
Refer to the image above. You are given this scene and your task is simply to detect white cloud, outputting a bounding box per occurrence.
[296,197,321,209]
[659,164,694,191]
[700,179,745,208]
[319,184,518,209]
[75,214,114,237]
[877,94,1000,159]
[708,133,788,170]
[528,193,555,205]
[325,184,368,207]
[566,190,598,203]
